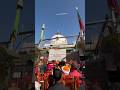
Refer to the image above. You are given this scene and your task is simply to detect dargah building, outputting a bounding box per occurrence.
[37,32,76,62]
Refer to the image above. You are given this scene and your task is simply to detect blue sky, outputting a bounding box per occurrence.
[35,0,85,44]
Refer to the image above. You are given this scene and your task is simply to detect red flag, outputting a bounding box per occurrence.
[107,0,120,14]
[76,8,84,31]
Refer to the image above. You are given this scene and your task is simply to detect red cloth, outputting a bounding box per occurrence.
[60,74,82,89]
[70,70,82,77]
[34,66,39,75]
[107,0,120,15]
[76,9,84,30]
[47,63,54,70]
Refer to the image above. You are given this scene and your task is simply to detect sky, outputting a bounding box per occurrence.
[35,0,85,44]
[0,0,117,45]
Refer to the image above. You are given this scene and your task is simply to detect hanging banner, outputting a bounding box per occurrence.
[48,49,66,61]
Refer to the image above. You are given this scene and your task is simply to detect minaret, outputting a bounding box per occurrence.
[39,24,45,47]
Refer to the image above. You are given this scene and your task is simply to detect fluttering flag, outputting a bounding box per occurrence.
[76,7,84,31]
[75,7,85,53]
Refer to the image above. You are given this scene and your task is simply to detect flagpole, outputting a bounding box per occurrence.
[107,0,120,32]
[75,7,85,57]
[9,0,24,50]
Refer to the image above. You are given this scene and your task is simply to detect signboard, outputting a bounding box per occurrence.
[48,49,66,61]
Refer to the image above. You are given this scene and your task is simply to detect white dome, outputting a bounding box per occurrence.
[52,34,64,39]
[51,33,68,45]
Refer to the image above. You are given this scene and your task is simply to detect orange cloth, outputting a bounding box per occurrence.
[63,66,70,71]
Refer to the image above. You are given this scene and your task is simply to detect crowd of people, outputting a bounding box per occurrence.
[34,57,85,90]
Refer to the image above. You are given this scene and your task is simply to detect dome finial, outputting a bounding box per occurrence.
[55,32,61,35]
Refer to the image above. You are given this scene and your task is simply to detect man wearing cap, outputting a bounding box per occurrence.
[48,69,70,90]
